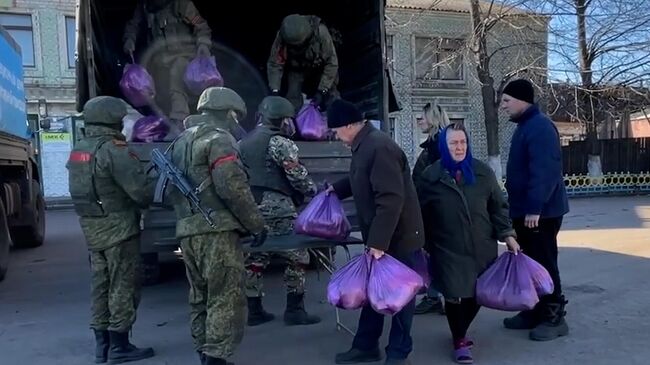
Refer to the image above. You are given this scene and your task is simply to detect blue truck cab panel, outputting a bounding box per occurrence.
[0,25,29,140]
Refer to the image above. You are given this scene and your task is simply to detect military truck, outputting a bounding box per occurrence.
[0,26,47,281]
[72,0,398,283]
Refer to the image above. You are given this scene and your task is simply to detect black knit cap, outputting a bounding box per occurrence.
[503,79,535,104]
[327,99,364,128]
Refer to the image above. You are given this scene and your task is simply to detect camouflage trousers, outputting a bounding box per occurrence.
[180,231,246,359]
[147,52,193,122]
[89,236,141,332]
[244,216,310,297]
[285,70,340,113]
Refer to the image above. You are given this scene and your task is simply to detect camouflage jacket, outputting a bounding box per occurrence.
[168,115,264,238]
[123,0,211,53]
[67,126,154,251]
[267,17,339,92]
[259,135,317,219]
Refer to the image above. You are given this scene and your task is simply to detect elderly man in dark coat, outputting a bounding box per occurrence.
[326,99,424,365]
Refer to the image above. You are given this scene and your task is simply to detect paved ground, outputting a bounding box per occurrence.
[1,195,649,365]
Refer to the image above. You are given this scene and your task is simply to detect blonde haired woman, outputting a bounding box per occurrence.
[412,101,450,315]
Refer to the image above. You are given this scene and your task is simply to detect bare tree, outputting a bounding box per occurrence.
[537,0,650,175]
[466,0,549,177]
[385,1,549,177]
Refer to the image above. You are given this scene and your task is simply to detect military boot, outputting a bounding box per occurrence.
[203,355,229,365]
[247,296,275,326]
[530,296,569,341]
[107,331,154,364]
[503,308,541,330]
[414,295,445,315]
[284,293,321,326]
[93,329,110,363]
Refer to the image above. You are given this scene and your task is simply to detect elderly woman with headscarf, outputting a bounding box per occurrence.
[412,101,451,316]
[416,123,520,364]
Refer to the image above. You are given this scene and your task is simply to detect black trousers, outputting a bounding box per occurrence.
[513,217,564,299]
[351,252,417,360]
[445,298,480,341]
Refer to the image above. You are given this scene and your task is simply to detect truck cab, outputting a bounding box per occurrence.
[0,25,47,281]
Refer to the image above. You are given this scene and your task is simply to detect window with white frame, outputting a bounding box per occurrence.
[65,16,76,68]
[414,37,463,81]
[0,13,35,67]
[386,34,395,78]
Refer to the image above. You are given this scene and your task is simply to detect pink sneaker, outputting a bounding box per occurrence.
[453,339,474,364]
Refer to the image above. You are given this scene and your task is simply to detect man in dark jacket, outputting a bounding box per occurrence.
[327,99,424,365]
[412,101,449,315]
[501,79,570,342]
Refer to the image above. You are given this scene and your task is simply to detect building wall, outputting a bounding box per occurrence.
[386,7,548,171]
[0,0,77,119]
[1,0,77,199]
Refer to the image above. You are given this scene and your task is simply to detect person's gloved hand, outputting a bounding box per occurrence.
[318,181,331,193]
[312,89,329,111]
[250,229,268,248]
[123,39,135,56]
[197,44,210,57]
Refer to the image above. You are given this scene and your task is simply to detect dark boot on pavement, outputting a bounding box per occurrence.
[203,356,229,365]
[414,295,445,315]
[247,296,275,326]
[107,330,154,364]
[335,348,382,364]
[284,293,321,326]
[385,358,411,365]
[530,296,569,341]
[93,329,110,363]
[503,308,541,330]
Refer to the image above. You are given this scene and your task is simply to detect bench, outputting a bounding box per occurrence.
[241,233,364,335]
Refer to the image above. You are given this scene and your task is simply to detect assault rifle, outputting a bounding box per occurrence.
[150,148,216,228]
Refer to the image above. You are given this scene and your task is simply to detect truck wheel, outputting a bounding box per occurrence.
[11,180,45,248]
[140,253,161,286]
[0,200,12,281]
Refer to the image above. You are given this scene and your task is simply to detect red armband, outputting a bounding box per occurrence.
[209,154,238,171]
[69,151,91,162]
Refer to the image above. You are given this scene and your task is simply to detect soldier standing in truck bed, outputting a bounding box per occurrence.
[123,0,212,135]
[267,14,340,113]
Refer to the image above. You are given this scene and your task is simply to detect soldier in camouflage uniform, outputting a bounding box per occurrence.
[239,96,321,327]
[123,0,212,133]
[66,96,155,364]
[166,87,266,365]
[267,14,340,113]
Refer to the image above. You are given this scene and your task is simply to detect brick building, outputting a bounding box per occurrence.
[386,0,549,171]
[1,0,77,200]
[0,0,77,125]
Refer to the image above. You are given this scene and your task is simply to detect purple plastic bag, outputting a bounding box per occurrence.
[131,116,169,143]
[119,63,155,107]
[476,252,540,311]
[327,253,371,310]
[184,56,224,95]
[296,103,328,140]
[294,191,351,240]
[519,253,554,296]
[367,253,424,316]
[412,249,431,295]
